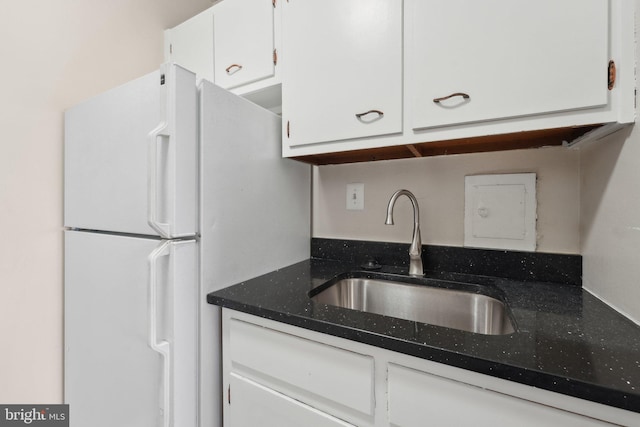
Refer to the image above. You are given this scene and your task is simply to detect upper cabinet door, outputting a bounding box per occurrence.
[213,0,275,89]
[283,0,403,147]
[410,0,609,130]
[164,8,215,83]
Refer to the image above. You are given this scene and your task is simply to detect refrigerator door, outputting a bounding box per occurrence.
[65,231,198,427]
[198,81,311,427]
[64,64,198,238]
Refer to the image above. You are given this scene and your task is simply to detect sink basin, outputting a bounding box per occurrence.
[310,272,515,335]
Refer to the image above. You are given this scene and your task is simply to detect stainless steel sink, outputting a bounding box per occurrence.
[310,273,515,335]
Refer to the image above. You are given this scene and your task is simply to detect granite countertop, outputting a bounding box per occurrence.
[207,239,640,415]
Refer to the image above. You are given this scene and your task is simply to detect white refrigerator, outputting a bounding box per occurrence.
[64,63,310,427]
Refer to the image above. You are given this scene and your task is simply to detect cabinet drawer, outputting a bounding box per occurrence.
[228,373,355,427]
[388,364,614,427]
[229,318,374,416]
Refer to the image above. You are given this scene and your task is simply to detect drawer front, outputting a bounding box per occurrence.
[388,364,614,427]
[227,373,355,427]
[229,318,374,416]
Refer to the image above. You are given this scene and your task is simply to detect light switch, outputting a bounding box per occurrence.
[464,173,536,251]
[346,183,364,210]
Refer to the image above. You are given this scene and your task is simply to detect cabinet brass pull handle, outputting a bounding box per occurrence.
[225,64,243,74]
[433,92,470,103]
[355,109,384,119]
[608,60,616,90]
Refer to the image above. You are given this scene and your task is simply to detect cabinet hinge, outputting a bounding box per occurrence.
[287,120,290,138]
[227,384,231,404]
[169,44,173,54]
[273,49,278,66]
[608,60,616,90]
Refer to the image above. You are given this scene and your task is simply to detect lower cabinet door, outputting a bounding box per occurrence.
[387,364,615,427]
[226,373,355,427]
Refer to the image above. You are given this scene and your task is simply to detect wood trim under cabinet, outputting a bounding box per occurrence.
[292,124,602,165]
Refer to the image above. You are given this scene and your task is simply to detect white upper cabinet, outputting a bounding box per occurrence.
[282,0,403,147]
[165,0,282,110]
[281,0,634,162]
[410,0,609,130]
[164,9,215,83]
[213,0,276,90]
[167,0,634,161]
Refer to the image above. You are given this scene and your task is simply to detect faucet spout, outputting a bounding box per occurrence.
[385,189,423,276]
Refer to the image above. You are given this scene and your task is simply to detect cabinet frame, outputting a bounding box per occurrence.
[222,308,639,427]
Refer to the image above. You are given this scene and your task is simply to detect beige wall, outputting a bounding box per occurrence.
[0,0,211,403]
[314,116,640,326]
[313,146,581,254]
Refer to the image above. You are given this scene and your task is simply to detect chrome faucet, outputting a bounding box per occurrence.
[385,189,423,276]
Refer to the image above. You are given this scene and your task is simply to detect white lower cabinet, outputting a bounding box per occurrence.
[222,309,638,427]
[224,314,375,426]
[388,364,611,427]
[227,373,355,427]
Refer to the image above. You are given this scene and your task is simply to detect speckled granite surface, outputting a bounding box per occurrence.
[311,238,583,286]
[207,239,640,414]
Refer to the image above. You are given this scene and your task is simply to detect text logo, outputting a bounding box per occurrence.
[0,405,68,426]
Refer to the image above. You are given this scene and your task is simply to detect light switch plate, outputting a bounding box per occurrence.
[464,173,537,251]
[346,183,364,210]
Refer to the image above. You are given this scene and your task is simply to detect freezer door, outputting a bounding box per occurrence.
[64,231,198,427]
[64,64,198,238]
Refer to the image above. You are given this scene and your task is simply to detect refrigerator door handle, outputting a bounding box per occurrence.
[148,124,172,239]
[148,241,172,427]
